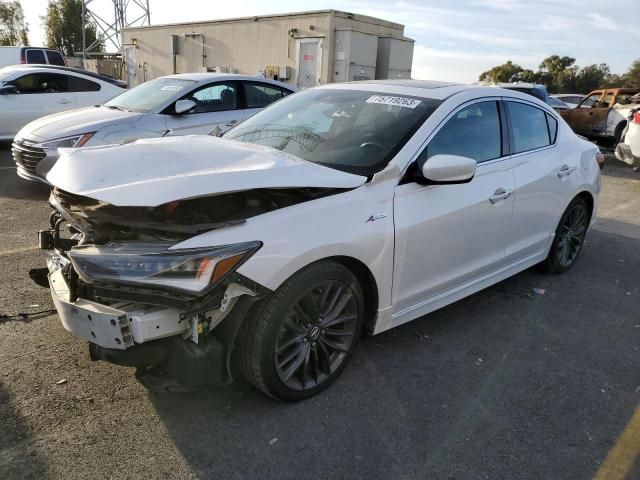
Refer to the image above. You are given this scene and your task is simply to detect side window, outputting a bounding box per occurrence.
[46,50,65,66]
[423,101,502,163]
[183,82,236,113]
[602,93,614,106]
[68,75,101,92]
[546,113,558,143]
[507,101,551,153]
[243,82,286,108]
[581,94,600,108]
[25,49,46,64]
[9,74,67,93]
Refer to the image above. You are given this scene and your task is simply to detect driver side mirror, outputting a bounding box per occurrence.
[421,154,476,184]
[174,99,196,115]
[0,85,17,95]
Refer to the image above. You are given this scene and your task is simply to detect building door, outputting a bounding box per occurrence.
[297,39,321,90]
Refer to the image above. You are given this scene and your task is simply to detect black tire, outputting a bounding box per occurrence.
[238,261,365,401]
[543,197,589,274]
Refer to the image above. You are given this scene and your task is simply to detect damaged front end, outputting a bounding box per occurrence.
[40,185,338,387]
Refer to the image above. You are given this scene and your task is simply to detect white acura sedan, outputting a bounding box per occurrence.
[40,81,601,401]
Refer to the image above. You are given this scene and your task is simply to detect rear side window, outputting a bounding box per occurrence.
[25,49,46,64]
[68,75,100,92]
[46,50,65,66]
[243,82,287,108]
[507,102,552,153]
[546,113,558,144]
[423,101,502,163]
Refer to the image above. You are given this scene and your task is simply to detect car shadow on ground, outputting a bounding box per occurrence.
[142,226,640,480]
[0,384,49,478]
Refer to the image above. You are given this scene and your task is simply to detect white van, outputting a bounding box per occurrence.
[0,47,66,68]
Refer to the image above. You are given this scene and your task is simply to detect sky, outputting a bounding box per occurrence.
[20,0,640,83]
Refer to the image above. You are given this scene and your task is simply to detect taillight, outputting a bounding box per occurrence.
[632,111,640,124]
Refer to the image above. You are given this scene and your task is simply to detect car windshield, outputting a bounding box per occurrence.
[104,78,195,113]
[224,89,441,175]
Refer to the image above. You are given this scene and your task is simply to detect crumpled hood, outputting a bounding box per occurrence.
[18,106,143,140]
[46,135,367,207]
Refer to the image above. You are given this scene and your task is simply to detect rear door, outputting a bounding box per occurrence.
[45,50,66,66]
[392,99,515,314]
[164,81,240,136]
[504,99,573,261]
[0,72,77,136]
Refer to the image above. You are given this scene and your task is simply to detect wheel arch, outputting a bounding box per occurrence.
[575,190,595,221]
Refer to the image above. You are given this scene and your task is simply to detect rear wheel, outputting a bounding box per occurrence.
[239,261,365,401]
[543,197,589,274]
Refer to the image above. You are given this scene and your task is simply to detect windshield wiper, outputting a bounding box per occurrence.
[105,105,129,112]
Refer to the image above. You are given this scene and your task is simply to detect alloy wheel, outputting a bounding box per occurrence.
[556,202,588,267]
[274,280,359,391]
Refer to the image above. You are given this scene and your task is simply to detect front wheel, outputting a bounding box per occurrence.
[238,261,365,401]
[543,197,590,274]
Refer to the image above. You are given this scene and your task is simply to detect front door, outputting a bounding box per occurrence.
[164,81,241,136]
[561,91,603,136]
[392,100,514,315]
[297,39,321,90]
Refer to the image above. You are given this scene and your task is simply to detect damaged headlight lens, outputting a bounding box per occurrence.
[67,241,261,293]
[35,133,95,151]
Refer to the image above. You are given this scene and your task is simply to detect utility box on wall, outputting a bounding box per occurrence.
[376,37,414,80]
[332,29,378,83]
[170,35,179,54]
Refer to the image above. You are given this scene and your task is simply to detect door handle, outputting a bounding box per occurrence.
[57,99,72,105]
[489,188,512,204]
[557,165,575,178]
[225,120,238,127]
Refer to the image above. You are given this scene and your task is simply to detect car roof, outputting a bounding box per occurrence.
[0,64,124,85]
[162,72,296,90]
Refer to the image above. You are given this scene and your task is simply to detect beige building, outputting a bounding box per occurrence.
[121,9,414,88]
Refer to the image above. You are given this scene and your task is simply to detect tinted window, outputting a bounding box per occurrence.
[546,113,558,143]
[46,50,65,66]
[183,82,236,113]
[25,49,46,64]
[10,73,68,93]
[244,82,287,108]
[425,101,502,163]
[68,75,100,92]
[508,102,551,153]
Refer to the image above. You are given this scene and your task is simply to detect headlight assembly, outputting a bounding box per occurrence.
[35,133,95,151]
[67,241,261,293]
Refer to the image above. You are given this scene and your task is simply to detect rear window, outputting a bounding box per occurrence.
[46,50,65,66]
[25,49,46,64]
[68,75,100,92]
[507,101,552,153]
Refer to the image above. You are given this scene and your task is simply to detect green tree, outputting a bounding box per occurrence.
[538,55,578,93]
[43,0,102,56]
[574,64,611,93]
[0,0,28,46]
[622,59,640,89]
[479,60,524,83]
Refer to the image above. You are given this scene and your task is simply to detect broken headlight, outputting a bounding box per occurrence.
[67,241,261,293]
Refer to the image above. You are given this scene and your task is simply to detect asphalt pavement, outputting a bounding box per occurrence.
[0,143,639,480]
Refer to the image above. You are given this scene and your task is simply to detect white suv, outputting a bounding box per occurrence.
[40,81,601,401]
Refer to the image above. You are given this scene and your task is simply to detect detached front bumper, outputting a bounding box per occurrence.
[615,142,640,168]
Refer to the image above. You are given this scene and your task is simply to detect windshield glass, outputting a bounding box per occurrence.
[224,89,442,175]
[104,78,195,113]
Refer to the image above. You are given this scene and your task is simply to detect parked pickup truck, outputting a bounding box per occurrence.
[560,88,640,144]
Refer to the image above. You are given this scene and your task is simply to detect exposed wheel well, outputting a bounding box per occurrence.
[327,256,379,336]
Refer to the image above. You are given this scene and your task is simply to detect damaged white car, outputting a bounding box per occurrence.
[40,81,601,401]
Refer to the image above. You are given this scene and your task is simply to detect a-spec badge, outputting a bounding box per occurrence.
[366,213,387,223]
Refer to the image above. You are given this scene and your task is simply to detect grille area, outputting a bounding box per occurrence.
[12,140,46,177]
